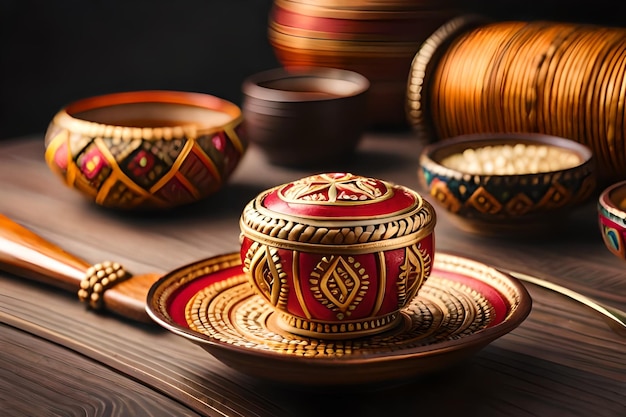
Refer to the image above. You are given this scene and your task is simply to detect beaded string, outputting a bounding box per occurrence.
[78,261,130,310]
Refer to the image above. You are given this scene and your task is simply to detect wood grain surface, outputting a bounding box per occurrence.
[1,134,625,417]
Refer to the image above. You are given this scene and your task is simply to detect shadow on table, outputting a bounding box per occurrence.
[234,346,590,417]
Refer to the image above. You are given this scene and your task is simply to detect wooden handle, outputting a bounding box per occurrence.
[0,214,157,323]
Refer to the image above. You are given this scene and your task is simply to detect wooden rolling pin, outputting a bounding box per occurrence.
[0,214,160,323]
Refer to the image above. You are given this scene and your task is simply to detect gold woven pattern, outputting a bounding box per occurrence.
[185,268,496,356]
[241,193,435,248]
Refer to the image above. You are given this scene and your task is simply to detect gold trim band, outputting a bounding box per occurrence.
[275,310,402,340]
[240,220,435,254]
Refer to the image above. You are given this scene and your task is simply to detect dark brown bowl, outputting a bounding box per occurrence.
[241,67,369,167]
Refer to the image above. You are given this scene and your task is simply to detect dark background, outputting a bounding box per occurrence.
[1,0,280,139]
[2,0,624,140]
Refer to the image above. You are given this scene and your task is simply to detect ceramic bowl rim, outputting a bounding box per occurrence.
[420,132,594,180]
[65,90,241,117]
[55,90,243,139]
[598,180,626,226]
[242,66,370,103]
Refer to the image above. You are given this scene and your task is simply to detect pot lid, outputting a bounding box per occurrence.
[240,173,436,245]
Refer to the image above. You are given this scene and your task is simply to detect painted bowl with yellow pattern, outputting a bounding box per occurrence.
[418,133,596,236]
[239,172,436,340]
[44,90,247,210]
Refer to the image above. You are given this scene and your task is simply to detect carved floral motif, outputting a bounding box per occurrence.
[279,172,389,204]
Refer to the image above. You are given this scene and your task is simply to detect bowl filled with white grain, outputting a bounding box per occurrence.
[418,133,596,236]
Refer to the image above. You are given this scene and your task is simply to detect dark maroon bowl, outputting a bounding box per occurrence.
[241,67,370,167]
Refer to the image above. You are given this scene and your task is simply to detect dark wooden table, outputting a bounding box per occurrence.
[1,132,625,417]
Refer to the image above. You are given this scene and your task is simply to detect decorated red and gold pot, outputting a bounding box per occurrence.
[267,0,462,127]
[239,172,436,339]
